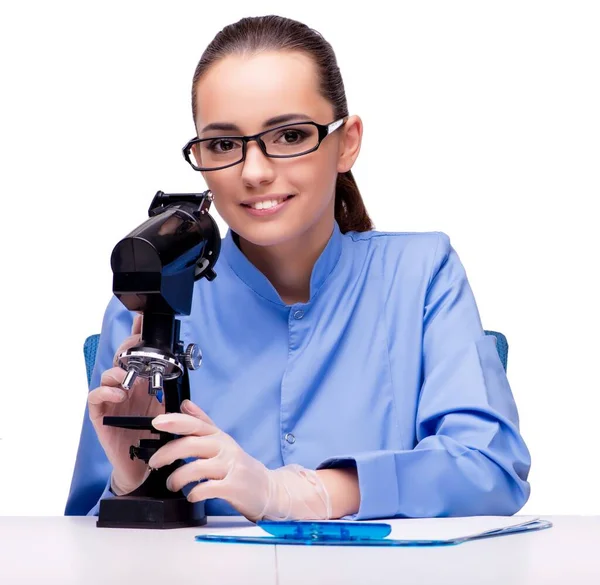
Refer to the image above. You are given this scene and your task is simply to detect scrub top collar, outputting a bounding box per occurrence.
[221,220,344,306]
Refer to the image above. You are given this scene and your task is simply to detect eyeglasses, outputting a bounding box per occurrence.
[182,117,348,171]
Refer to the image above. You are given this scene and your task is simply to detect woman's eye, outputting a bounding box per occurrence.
[209,139,237,152]
[277,130,306,143]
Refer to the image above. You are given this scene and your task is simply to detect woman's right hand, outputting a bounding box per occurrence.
[88,314,165,495]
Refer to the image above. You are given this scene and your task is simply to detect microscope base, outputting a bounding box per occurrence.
[97,496,207,529]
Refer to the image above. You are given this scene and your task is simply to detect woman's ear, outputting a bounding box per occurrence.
[337,115,363,173]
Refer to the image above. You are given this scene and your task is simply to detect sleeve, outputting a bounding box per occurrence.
[63,296,135,516]
[317,232,532,520]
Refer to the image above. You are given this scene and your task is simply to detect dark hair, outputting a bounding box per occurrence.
[190,15,374,233]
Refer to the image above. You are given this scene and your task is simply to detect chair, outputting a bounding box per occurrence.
[483,329,508,371]
[83,330,508,386]
[83,334,100,386]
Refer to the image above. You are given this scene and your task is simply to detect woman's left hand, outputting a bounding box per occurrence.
[148,400,331,522]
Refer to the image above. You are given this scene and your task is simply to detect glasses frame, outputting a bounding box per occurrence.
[182,116,348,171]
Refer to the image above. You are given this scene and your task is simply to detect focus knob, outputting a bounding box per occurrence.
[184,343,202,370]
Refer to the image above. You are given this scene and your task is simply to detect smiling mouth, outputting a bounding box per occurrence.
[241,195,295,210]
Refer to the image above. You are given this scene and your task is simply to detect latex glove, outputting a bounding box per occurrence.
[88,314,164,495]
[148,400,332,522]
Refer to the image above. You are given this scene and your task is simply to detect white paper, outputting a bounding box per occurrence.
[384,515,541,542]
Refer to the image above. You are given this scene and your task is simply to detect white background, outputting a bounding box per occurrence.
[0,1,598,516]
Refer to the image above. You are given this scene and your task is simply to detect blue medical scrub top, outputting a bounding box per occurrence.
[65,221,531,520]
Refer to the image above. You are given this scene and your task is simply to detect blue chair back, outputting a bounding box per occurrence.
[483,329,508,371]
[83,334,100,386]
[83,330,508,386]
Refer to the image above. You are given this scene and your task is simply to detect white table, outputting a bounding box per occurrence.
[0,516,598,584]
[0,516,275,585]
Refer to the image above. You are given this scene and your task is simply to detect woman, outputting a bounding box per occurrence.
[65,15,531,521]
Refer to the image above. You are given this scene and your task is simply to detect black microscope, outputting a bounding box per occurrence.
[97,190,220,529]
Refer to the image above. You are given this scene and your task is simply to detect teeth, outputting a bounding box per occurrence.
[251,198,286,210]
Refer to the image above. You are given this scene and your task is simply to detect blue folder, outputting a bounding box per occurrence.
[194,518,552,546]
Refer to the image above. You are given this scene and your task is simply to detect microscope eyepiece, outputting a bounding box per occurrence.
[110,189,220,315]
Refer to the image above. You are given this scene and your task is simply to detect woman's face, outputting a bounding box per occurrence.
[193,50,361,248]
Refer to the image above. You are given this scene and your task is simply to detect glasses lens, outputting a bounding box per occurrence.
[262,123,319,157]
[189,137,244,170]
[187,123,320,169]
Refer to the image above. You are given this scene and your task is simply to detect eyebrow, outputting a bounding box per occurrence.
[200,113,313,134]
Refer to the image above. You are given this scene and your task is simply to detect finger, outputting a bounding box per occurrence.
[187,479,226,504]
[147,435,221,469]
[132,313,143,336]
[100,367,129,387]
[88,385,127,406]
[166,458,226,492]
[113,333,142,367]
[152,412,219,437]
[88,386,127,420]
[181,400,216,425]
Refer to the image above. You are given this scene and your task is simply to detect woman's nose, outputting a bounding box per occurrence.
[240,140,276,185]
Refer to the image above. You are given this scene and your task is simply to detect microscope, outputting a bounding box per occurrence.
[97,189,220,529]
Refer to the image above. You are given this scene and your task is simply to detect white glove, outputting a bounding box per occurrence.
[148,399,332,522]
